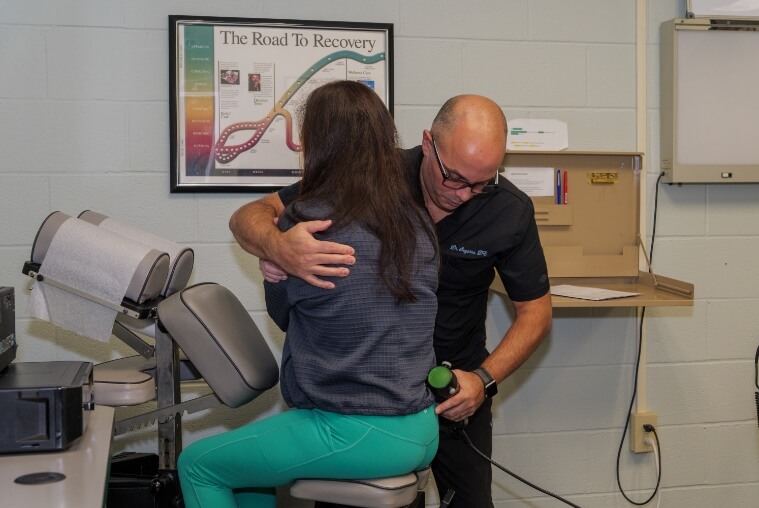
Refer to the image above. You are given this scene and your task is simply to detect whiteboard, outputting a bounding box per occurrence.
[676,28,759,165]
[688,0,759,18]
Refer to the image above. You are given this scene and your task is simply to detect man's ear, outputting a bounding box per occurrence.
[421,129,433,156]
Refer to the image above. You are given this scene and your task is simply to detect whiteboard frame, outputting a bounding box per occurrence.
[660,18,759,183]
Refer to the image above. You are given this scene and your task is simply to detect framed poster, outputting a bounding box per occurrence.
[169,15,394,193]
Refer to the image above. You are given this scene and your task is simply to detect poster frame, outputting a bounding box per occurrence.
[169,15,394,193]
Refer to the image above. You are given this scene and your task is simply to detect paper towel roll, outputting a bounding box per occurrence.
[28,218,160,342]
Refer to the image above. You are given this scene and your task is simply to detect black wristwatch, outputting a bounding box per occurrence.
[473,367,498,399]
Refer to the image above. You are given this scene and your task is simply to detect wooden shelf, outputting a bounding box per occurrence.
[491,271,694,308]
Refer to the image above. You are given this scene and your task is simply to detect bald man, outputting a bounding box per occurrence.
[230,95,552,507]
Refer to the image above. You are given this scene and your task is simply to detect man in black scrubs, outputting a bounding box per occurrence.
[230,94,553,507]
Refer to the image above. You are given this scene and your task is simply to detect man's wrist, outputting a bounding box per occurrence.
[473,367,498,399]
[264,225,288,267]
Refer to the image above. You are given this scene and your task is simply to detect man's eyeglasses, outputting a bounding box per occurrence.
[431,137,498,194]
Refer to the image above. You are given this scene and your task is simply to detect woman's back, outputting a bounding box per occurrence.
[266,200,438,415]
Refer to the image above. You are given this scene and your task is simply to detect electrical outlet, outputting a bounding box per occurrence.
[630,412,657,453]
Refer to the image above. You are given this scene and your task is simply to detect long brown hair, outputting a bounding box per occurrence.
[291,80,437,302]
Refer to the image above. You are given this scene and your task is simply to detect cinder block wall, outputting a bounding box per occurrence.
[2,1,759,506]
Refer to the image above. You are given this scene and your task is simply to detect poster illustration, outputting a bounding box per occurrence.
[170,16,393,192]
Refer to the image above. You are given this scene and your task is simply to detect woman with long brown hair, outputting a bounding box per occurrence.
[178,80,439,508]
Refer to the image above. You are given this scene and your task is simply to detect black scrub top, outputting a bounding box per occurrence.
[403,147,549,370]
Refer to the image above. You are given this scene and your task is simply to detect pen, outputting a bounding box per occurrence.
[563,170,568,205]
[556,169,562,205]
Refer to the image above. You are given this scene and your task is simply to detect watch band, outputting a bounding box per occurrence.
[473,367,498,399]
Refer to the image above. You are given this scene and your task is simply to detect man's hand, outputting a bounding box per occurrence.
[434,370,486,422]
[230,194,356,289]
[274,219,356,289]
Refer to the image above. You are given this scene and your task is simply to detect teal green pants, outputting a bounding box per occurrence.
[177,405,438,508]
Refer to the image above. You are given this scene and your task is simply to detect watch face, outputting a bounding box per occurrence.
[475,368,497,398]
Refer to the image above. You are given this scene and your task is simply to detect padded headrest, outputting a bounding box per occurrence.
[78,210,194,297]
[31,211,169,304]
[157,282,279,407]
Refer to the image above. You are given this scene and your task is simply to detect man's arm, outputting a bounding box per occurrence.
[229,193,356,289]
[229,193,285,260]
[435,292,552,421]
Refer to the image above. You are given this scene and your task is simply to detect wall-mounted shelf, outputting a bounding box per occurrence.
[493,151,694,308]
[491,273,693,308]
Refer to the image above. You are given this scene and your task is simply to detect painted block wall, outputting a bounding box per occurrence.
[2,0,759,506]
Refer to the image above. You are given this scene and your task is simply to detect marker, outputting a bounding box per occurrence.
[556,169,562,205]
[563,170,568,204]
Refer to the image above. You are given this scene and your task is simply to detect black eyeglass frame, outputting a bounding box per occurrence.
[431,137,499,194]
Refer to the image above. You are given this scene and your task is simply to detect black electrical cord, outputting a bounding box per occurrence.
[458,427,582,507]
[615,171,664,505]
[430,365,581,506]
[649,171,664,263]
